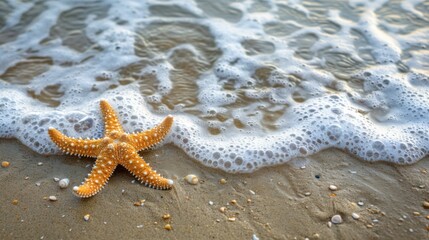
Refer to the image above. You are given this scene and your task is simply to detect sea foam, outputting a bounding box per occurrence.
[0,0,428,172]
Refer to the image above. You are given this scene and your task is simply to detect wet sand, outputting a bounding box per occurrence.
[0,138,428,239]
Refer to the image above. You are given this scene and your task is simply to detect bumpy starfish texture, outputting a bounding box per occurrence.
[48,100,174,198]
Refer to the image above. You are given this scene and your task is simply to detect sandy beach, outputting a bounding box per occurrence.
[1,138,428,239]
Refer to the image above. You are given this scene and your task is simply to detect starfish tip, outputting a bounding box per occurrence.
[167,179,174,185]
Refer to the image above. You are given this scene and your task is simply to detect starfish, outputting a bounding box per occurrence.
[48,100,174,198]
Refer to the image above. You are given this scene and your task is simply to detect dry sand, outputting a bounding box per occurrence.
[1,138,429,239]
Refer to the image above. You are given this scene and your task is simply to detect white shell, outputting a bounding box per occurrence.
[184,174,199,185]
[59,178,70,189]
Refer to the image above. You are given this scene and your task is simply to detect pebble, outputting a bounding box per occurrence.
[327,221,332,228]
[352,213,360,220]
[83,214,90,221]
[37,162,43,166]
[358,201,364,206]
[24,176,29,180]
[230,199,237,205]
[162,214,171,220]
[249,190,256,195]
[164,224,172,231]
[426,215,429,220]
[12,199,19,205]
[184,174,199,185]
[219,207,226,213]
[208,201,214,206]
[300,166,306,169]
[48,196,57,201]
[329,185,338,191]
[219,178,227,184]
[53,178,60,182]
[228,217,236,222]
[304,192,311,196]
[1,161,10,168]
[331,215,343,224]
[136,225,143,228]
[35,182,41,186]
[252,234,260,240]
[423,201,429,209]
[59,178,70,189]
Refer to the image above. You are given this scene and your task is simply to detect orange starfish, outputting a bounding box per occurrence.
[48,100,174,198]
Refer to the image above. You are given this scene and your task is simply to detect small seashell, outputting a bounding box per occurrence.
[331,215,343,224]
[184,174,199,185]
[59,178,70,189]
[164,224,172,231]
[219,207,226,213]
[1,161,10,168]
[49,196,57,201]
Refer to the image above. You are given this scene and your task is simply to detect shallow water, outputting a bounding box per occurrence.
[0,0,428,172]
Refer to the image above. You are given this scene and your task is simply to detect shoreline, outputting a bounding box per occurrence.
[1,138,428,239]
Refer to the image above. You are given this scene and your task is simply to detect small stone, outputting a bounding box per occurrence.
[37,162,43,166]
[249,190,256,195]
[247,198,252,203]
[327,221,332,228]
[228,217,236,222]
[216,219,220,223]
[252,234,260,240]
[413,212,420,216]
[35,182,41,186]
[208,201,214,206]
[1,161,10,168]
[53,178,60,182]
[304,192,311,196]
[358,201,364,206]
[329,185,338,191]
[230,199,237,205]
[134,201,142,206]
[423,201,429,209]
[220,178,227,184]
[426,215,429,220]
[24,177,29,180]
[83,214,90,221]
[300,166,306,169]
[352,213,360,220]
[372,219,379,223]
[136,225,143,228]
[162,214,171,220]
[48,196,57,201]
[164,224,172,231]
[12,199,19,205]
[331,215,343,224]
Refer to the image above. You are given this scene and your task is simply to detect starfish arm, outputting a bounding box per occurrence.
[48,128,102,157]
[73,151,117,198]
[128,115,174,151]
[100,100,124,134]
[121,150,173,190]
